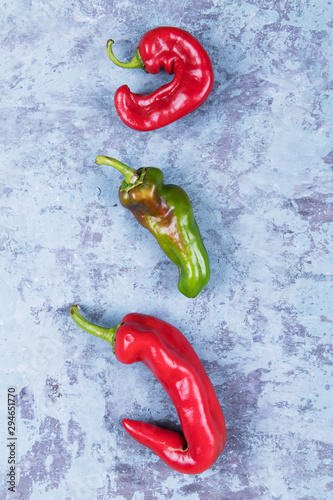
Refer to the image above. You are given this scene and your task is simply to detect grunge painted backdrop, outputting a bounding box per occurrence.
[0,1,332,499]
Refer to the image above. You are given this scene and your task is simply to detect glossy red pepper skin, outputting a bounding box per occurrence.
[107,27,214,131]
[70,306,227,474]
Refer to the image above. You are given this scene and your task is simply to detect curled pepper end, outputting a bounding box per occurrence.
[106,39,145,70]
[122,419,187,451]
[122,418,220,475]
[69,305,120,351]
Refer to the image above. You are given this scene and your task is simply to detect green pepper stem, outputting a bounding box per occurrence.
[106,39,144,69]
[95,155,137,184]
[70,305,120,349]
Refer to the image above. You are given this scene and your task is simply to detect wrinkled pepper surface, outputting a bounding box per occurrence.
[107,26,214,131]
[96,155,210,298]
[70,305,227,474]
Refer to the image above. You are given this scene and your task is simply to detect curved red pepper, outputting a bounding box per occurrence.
[70,306,227,474]
[107,27,214,131]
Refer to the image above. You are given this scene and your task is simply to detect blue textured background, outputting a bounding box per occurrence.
[1,1,332,499]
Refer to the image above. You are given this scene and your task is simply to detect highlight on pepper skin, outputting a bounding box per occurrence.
[69,305,227,474]
[106,26,214,131]
[95,155,211,298]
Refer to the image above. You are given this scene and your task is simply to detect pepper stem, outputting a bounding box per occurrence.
[106,39,144,70]
[70,305,120,350]
[95,155,137,184]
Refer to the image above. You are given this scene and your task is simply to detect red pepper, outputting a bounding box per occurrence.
[106,27,214,131]
[70,305,227,474]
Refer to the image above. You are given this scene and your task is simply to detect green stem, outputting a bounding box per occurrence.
[95,155,136,184]
[106,39,144,70]
[70,305,120,350]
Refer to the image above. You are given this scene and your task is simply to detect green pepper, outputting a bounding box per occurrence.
[96,155,210,298]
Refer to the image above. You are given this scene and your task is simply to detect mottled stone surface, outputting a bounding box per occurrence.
[0,1,332,499]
